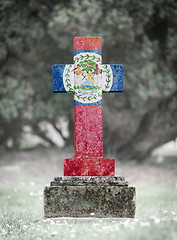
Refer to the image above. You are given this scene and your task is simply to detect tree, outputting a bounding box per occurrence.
[0,0,176,161]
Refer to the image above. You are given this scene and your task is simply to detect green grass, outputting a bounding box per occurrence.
[0,180,177,240]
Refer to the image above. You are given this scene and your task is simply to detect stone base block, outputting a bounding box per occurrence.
[44,177,136,218]
[64,158,115,176]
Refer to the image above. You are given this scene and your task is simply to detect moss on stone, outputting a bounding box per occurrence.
[44,177,136,218]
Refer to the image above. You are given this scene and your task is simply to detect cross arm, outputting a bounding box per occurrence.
[102,64,123,93]
[53,64,66,92]
[53,64,74,93]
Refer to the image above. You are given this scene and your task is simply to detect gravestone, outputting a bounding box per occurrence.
[44,37,136,218]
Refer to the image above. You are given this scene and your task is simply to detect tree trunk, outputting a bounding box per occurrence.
[103,90,177,161]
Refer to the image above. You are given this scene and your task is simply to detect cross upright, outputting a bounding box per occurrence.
[53,37,123,176]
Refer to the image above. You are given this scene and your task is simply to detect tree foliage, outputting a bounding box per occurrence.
[0,0,176,160]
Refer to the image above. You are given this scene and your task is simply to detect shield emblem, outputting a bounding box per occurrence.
[87,73,94,84]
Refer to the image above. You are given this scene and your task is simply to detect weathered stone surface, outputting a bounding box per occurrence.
[45,37,135,219]
[44,176,136,218]
[53,37,123,176]
[51,176,128,186]
[64,158,115,176]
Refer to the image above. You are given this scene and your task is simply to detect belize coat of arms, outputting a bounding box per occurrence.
[63,52,113,104]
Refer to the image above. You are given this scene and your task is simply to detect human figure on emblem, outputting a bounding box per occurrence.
[73,64,82,75]
[94,64,103,75]
[73,64,82,88]
[94,64,102,88]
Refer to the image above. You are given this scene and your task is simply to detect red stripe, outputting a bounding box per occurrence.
[74,37,101,50]
[74,106,103,159]
[64,158,115,176]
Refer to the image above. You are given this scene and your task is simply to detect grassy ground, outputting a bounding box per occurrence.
[0,148,177,240]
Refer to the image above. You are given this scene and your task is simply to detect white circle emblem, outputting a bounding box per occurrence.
[63,53,113,104]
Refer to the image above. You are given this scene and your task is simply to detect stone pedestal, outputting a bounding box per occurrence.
[64,158,115,176]
[44,177,136,218]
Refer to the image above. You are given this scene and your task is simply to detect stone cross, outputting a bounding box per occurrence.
[53,37,123,176]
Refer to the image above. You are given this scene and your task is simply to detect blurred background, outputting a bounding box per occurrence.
[0,0,177,164]
[1,3,177,237]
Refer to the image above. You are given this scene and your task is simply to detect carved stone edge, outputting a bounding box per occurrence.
[50,176,129,186]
